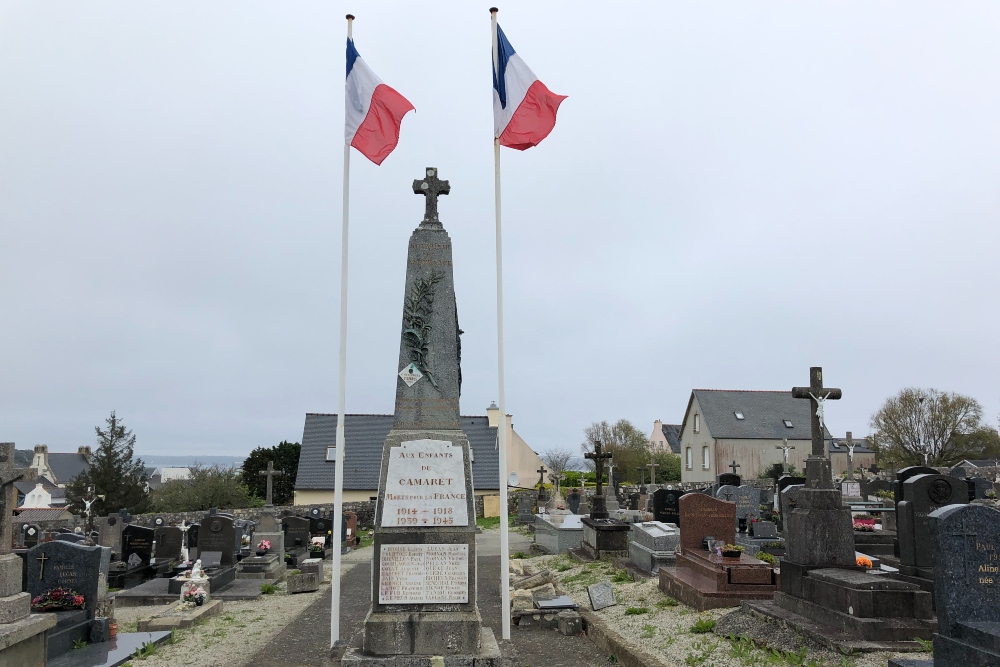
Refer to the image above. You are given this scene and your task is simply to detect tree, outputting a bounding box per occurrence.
[541,448,575,477]
[869,388,989,466]
[651,450,682,482]
[65,411,150,516]
[580,419,653,483]
[151,464,262,512]
[240,441,301,505]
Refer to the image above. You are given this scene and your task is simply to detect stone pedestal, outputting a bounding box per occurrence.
[238,553,285,580]
[0,552,55,667]
[659,548,777,611]
[629,522,679,575]
[533,514,583,555]
[579,517,630,560]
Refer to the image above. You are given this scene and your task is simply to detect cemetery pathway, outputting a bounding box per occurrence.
[249,530,609,667]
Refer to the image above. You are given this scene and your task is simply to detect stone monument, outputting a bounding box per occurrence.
[0,442,57,666]
[349,168,498,664]
[579,440,631,559]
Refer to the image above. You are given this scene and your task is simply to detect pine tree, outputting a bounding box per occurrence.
[66,411,150,516]
[240,441,301,506]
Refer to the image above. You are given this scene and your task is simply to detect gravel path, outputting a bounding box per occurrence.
[538,553,925,667]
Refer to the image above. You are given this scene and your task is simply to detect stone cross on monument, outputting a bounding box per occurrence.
[585,440,613,519]
[729,460,741,475]
[843,432,857,481]
[647,461,659,486]
[535,466,547,497]
[259,461,283,507]
[792,366,842,489]
[412,167,450,225]
[775,439,796,474]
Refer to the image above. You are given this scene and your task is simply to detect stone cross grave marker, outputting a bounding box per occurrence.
[585,440,613,519]
[647,460,659,485]
[728,460,741,475]
[535,465,548,501]
[636,466,647,493]
[775,439,796,475]
[259,461,282,507]
[717,485,737,501]
[412,167,450,224]
[791,366,842,489]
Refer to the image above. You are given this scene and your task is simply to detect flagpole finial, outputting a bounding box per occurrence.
[490,7,498,14]
[346,14,355,21]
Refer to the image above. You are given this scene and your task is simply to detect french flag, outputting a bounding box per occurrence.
[345,38,414,165]
[493,24,567,151]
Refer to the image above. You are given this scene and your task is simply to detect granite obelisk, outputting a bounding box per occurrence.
[359,168,492,659]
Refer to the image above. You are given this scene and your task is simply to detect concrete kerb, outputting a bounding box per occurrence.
[578,608,673,667]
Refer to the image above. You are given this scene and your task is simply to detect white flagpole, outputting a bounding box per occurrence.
[490,6,512,642]
[330,13,353,649]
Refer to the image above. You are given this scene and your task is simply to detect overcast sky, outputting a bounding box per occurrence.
[2,2,998,459]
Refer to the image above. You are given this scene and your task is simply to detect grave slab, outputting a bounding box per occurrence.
[136,599,224,631]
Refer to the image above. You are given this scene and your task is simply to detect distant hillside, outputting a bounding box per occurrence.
[137,454,245,468]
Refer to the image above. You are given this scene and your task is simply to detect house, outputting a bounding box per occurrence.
[16,445,92,487]
[14,478,68,509]
[293,403,545,505]
[828,434,876,478]
[649,420,682,454]
[147,466,193,490]
[678,389,831,484]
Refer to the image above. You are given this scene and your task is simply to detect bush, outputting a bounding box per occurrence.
[690,618,716,633]
[624,607,649,616]
[656,597,679,608]
[754,551,778,566]
[611,570,633,583]
[261,583,279,595]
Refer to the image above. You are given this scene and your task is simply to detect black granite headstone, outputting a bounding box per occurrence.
[26,540,110,618]
[894,465,938,506]
[928,503,1000,665]
[898,473,969,575]
[121,525,154,566]
[282,516,311,549]
[54,533,85,543]
[23,524,40,548]
[198,515,237,567]
[652,489,685,526]
[716,472,741,488]
[154,526,183,562]
[750,520,778,540]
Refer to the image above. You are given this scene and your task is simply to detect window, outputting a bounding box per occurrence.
[783,419,794,428]
[326,446,337,462]
[735,411,745,420]
[702,446,710,469]
[685,447,693,470]
[694,414,701,433]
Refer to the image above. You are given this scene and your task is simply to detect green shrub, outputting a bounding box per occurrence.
[624,607,650,616]
[656,597,680,608]
[611,570,633,583]
[261,583,279,595]
[754,551,778,566]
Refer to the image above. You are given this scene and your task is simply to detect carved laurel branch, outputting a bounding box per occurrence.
[401,271,444,388]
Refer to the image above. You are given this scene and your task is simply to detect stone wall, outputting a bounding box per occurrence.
[127,501,378,529]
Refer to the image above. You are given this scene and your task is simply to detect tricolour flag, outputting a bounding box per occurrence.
[492,24,567,151]
[345,38,414,165]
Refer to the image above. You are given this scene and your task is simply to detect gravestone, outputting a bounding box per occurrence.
[566,489,581,515]
[95,516,122,556]
[26,541,110,618]
[894,465,938,507]
[629,521,679,574]
[587,582,616,611]
[628,493,640,511]
[679,493,735,553]
[775,475,806,532]
[309,512,331,545]
[716,472,741,488]
[55,533,85,543]
[750,521,778,540]
[154,526,183,562]
[897,473,969,578]
[967,476,991,501]
[121,525,154,567]
[23,524,40,548]
[198,515,237,568]
[187,523,200,561]
[282,516,311,551]
[733,486,761,526]
[716,484,738,501]
[516,494,535,524]
[350,168,493,662]
[652,489,684,526]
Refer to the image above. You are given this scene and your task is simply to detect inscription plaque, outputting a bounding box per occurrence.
[378,543,468,604]
[381,439,469,527]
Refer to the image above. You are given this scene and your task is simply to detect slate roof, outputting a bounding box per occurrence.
[14,508,74,522]
[688,390,831,441]
[828,435,874,454]
[295,413,501,492]
[963,458,1000,468]
[47,452,90,485]
[660,424,682,454]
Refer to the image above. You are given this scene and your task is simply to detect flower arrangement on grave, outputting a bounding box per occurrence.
[32,587,86,612]
[256,539,271,556]
[853,521,874,532]
[309,543,324,553]
[856,555,873,569]
[181,585,207,607]
[721,544,745,558]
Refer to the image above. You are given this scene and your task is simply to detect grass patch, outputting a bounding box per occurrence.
[914,637,933,652]
[511,551,529,559]
[555,563,572,572]
[611,570,633,583]
[624,607,650,616]
[641,624,656,638]
[261,583,279,595]
[656,597,680,608]
[690,617,716,633]
[476,516,502,530]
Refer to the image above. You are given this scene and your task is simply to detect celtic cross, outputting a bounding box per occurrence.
[412,167,450,225]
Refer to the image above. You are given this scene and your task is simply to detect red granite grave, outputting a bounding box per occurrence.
[658,493,777,611]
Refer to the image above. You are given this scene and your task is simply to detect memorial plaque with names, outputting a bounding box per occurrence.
[378,543,468,604]
[381,439,469,527]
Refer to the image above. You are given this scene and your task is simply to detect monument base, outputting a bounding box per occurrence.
[346,627,500,667]
[0,613,57,667]
[362,610,484,656]
[579,518,631,560]
[784,488,855,567]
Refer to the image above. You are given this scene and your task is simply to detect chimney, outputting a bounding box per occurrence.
[486,402,500,428]
[78,446,92,463]
[32,444,48,469]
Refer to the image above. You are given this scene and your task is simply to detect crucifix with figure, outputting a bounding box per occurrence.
[259,461,283,507]
[775,439,796,475]
[412,167,450,225]
[535,466,548,505]
[585,440,613,519]
[842,432,859,481]
[792,366,842,488]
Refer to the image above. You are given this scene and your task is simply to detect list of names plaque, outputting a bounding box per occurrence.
[381,439,469,527]
[378,543,469,604]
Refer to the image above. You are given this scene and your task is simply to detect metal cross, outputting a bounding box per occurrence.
[585,440,613,497]
[36,552,48,580]
[775,439,796,474]
[792,367,842,457]
[636,467,646,487]
[536,465,547,491]
[729,460,741,475]
[412,167,450,224]
[258,461,283,507]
